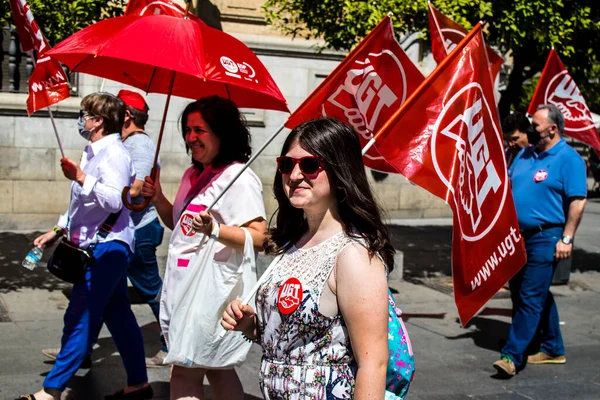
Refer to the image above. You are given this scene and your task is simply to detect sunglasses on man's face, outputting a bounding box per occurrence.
[276,156,324,175]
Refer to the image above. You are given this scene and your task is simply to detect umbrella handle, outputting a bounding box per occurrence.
[121,187,151,212]
[122,166,159,211]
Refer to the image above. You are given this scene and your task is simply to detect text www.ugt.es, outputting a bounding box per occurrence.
[471,227,522,290]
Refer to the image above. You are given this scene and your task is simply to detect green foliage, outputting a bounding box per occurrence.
[0,0,127,46]
[263,0,600,114]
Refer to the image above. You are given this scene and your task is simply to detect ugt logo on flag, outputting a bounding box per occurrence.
[433,84,506,238]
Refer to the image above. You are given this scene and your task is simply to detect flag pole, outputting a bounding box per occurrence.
[428,0,451,55]
[207,123,286,212]
[30,51,65,158]
[217,256,280,339]
[526,48,554,117]
[366,23,483,150]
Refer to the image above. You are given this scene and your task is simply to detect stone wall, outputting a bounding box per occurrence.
[0,33,451,233]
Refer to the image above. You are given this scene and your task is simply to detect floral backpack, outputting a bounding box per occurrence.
[385,290,415,399]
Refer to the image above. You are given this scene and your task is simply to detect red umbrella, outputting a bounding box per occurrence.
[47,10,288,209]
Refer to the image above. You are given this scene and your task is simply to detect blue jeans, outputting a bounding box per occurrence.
[128,218,166,351]
[44,240,147,391]
[501,227,565,369]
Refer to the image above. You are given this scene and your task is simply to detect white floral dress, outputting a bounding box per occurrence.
[256,232,358,399]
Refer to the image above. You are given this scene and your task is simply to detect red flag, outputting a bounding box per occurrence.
[26,56,70,115]
[428,2,503,84]
[373,24,526,324]
[8,0,70,114]
[125,0,203,23]
[8,0,51,55]
[285,16,424,173]
[527,49,600,150]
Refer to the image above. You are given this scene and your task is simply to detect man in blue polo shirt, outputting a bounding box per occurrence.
[493,104,587,377]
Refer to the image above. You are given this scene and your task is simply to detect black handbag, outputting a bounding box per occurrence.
[47,211,121,284]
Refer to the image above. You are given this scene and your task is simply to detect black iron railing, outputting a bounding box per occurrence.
[1,26,78,95]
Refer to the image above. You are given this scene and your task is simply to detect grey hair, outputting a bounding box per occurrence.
[537,104,565,134]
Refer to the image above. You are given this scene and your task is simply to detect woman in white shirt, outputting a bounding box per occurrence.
[20,93,151,400]
[142,96,267,400]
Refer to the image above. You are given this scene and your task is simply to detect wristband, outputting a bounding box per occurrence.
[53,226,65,236]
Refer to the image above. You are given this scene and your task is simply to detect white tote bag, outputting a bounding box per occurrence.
[164,226,256,368]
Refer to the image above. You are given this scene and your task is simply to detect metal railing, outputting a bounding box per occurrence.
[1,26,78,95]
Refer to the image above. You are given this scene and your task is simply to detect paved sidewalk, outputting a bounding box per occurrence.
[1,269,599,399]
[1,200,599,399]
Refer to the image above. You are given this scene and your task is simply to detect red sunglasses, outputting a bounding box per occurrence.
[276,156,324,175]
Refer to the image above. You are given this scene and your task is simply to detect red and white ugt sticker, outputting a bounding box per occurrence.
[534,170,548,183]
[180,213,196,237]
[277,277,303,315]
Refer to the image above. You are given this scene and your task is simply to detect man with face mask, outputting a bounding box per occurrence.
[42,90,168,369]
[493,104,587,377]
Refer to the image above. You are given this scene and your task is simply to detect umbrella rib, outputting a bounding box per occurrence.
[71,54,94,75]
[225,83,231,101]
[146,66,158,94]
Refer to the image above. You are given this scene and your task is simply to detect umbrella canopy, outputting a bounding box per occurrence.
[46,14,288,112]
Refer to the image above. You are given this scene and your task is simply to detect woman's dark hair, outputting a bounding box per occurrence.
[266,117,395,270]
[180,96,251,170]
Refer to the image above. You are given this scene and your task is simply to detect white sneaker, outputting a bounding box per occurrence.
[145,349,168,368]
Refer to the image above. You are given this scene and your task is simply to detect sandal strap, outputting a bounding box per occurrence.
[17,395,36,400]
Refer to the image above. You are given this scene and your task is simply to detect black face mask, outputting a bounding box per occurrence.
[526,126,541,146]
[526,126,550,146]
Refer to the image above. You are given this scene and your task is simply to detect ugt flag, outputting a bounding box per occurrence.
[8,0,70,115]
[373,24,526,324]
[125,0,202,23]
[428,2,503,85]
[285,15,424,173]
[26,56,70,116]
[8,0,49,55]
[527,49,600,150]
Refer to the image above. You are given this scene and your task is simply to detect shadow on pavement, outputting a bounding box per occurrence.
[571,248,600,273]
[445,316,510,353]
[402,312,446,323]
[0,232,68,293]
[388,225,600,278]
[35,321,256,399]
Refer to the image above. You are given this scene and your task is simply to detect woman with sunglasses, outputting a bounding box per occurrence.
[141,96,267,400]
[222,117,394,399]
[19,93,151,400]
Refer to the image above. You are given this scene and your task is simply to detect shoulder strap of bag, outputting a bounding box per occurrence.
[97,210,122,239]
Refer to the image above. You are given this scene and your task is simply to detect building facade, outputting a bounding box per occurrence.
[0,1,451,232]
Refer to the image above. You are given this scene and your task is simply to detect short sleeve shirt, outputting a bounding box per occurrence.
[122,133,159,228]
[160,163,266,341]
[510,138,587,230]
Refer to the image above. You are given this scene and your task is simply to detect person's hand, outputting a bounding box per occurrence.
[221,300,256,334]
[34,230,60,249]
[555,240,572,259]
[60,158,86,185]
[192,211,214,236]
[141,169,162,203]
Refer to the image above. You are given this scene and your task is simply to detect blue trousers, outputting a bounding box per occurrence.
[501,227,565,369]
[44,240,148,391]
[128,218,166,351]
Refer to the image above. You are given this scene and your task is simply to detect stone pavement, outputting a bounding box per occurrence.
[1,200,599,399]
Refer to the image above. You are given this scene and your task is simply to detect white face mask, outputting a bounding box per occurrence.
[77,115,95,140]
